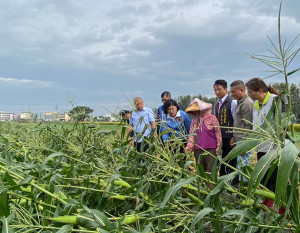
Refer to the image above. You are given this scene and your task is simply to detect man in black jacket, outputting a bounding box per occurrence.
[214,80,238,186]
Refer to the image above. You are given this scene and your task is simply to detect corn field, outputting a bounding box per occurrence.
[0,115,299,232]
[1,3,300,232]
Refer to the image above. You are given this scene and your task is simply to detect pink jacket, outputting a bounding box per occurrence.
[186,113,222,152]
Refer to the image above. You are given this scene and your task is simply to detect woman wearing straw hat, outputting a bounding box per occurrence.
[185,98,222,179]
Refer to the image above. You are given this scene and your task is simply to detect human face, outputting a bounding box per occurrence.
[214,85,227,99]
[125,112,131,120]
[161,95,171,104]
[167,105,178,118]
[135,99,144,111]
[246,87,260,101]
[230,86,245,100]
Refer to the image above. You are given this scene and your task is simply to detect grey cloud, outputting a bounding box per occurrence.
[106,4,137,17]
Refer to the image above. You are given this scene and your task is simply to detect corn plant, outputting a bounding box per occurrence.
[246,2,300,136]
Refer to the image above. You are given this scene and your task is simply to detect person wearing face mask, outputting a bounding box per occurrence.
[185,98,222,180]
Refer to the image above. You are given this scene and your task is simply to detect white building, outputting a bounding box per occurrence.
[20,112,37,120]
[43,112,71,121]
[0,112,14,121]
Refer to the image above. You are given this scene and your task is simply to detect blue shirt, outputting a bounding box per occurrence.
[160,110,191,142]
[129,107,155,142]
[158,105,163,119]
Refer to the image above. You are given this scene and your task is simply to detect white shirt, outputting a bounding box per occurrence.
[217,94,237,119]
[166,110,181,120]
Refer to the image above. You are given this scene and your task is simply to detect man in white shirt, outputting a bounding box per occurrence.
[214,79,238,185]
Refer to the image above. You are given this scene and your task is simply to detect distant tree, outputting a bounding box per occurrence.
[176,94,217,111]
[176,95,193,111]
[273,82,300,121]
[69,106,93,121]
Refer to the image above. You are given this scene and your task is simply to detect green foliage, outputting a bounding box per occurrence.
[273,82,300,121]
[69,106,94,121]
[176,94,217,111]
[294,124,300,132]
[0,103,299,232]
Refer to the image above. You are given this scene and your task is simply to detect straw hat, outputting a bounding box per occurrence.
[185,98,212,114]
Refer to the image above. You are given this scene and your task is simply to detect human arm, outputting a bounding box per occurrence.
[231,100,237,119]
[211,116,222,153]
[185,116,197,152]
[148,108,157,138]
[127,124,134,146]
[151,121,157,138]
[241,99,253,130]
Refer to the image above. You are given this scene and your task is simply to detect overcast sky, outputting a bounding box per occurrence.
[0,0,299,115]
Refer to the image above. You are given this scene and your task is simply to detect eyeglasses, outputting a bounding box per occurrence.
[161,99,169,102]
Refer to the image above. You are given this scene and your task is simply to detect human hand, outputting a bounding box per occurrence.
[230,137,236,148]
[130,140,134,147]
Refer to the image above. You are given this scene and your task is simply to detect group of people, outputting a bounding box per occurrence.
[125,78,280,205]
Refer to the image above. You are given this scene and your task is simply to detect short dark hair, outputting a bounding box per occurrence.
[214,80,227,89]
[161,91,171,99]
[230,80,245,89]
[163,99,180,114]
[120,110,131,117]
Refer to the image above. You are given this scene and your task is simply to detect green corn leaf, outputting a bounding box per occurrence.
[57,224,72,233]
[4,173,17,187]
[223,137,260,162]
[247,150,278,197]
[0,136,9,149]
[41,152,64,168]
[82,206,111,228]
[206,171,239,199]
[245,225,259,233]
[160,176,197,209]
[287,67,300,76]
[20,176,33,185]
[0,218,14,233]
[275,141,299,205]
[289,163,300,224]
[78,211,99,228]
[0,189,9,218]
[121,126,127,139]
[190,207,214,229]
[221,209,258,223]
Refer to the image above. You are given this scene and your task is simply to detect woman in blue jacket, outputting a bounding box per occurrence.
[160,99,191,153]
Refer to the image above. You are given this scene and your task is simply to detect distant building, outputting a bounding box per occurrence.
[13,114,20,120]
[0,112,14,121]
[20,112,37,121]
[43,112,70,122]
[103,113,118,122]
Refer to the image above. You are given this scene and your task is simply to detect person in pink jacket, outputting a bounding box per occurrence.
[185,98,222,177]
